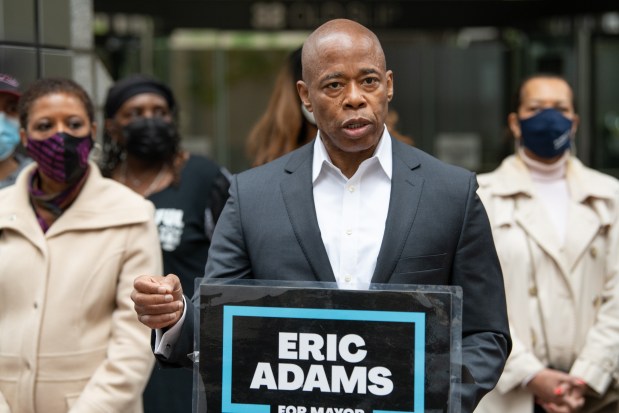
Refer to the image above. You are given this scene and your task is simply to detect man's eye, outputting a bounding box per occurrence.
[68,121,84,129]
[327,82,341,89]
[363,78,377,85]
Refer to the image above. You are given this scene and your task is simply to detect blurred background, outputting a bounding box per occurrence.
[1,0,618,175]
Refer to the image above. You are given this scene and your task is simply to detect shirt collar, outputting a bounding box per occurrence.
[312,126,393,183]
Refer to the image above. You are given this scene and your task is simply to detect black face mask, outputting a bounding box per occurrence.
[122,117,179,162]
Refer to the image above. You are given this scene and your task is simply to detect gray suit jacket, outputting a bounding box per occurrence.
[162,137,511,412]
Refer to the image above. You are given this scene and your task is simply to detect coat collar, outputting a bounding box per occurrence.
[479,154,617,276]
[0,161,154,244]
[482,154,617,203]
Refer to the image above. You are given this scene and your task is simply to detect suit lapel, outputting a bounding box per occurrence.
[372,141,424,284]
[280,143,336,283]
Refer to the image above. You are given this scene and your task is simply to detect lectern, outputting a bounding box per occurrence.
[192,279,462,413]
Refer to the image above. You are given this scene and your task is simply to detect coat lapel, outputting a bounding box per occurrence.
[564,201,605,272]
[563,159,614,273]
[491,156,570,276]
[514,198,565,261]
[280,143,336,283]
[372,140,423,284]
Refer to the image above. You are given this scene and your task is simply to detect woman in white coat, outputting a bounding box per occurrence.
[475,74,619,413]
[0,77,162,413]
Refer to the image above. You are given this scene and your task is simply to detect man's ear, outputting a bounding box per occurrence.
[386,69,394,102]
[297,80,312,112]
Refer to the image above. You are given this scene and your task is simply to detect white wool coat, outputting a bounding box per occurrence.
[0,163,161,413]
[475,155,619,413]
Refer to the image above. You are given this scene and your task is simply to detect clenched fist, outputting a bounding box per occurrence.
[131,274,185,329]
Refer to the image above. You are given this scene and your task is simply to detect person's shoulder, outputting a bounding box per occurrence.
[178,153,231,190]
[238,141,312,180]
[571,157,619,195]
[186,152,220,168]
[83,165,155,215]
[185,153,227,175]
[574,158,619,182]
[476,168,499,188]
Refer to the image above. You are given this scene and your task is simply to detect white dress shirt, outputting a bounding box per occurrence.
[312,128,392,290]
[156,128,394,355]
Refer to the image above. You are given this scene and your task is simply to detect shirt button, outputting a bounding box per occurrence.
[346,229,352,235]
[529,286,537,296]
[9,214,16,221]
[34,302,38,309]
[348,186,355,193]
[344,274,352,282]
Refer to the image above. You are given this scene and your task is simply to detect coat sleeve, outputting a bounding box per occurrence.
[154,298,198,369]
[570,200,619,395]
[70,212,161,413]
[454,174,512,413]
[476,179,546,394]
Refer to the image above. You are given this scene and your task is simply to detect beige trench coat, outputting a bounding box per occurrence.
[0,162,161,413]
[474,155,619,413]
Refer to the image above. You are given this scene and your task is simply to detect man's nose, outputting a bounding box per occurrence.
[343,83,367,109]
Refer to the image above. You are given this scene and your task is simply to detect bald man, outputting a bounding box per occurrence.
[132,18,511,412]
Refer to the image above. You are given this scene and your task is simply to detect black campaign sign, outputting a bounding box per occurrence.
[198,282,461,413]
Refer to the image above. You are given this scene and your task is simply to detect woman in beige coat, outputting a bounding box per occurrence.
[475,74,619,413]
[0,78,161,413]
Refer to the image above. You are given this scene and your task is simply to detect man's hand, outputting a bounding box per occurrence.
[131,274,184,329]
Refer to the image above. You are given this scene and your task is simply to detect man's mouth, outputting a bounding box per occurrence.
[345,123,365,129]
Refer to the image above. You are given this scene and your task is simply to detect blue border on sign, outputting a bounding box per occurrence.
[221,306,426,413]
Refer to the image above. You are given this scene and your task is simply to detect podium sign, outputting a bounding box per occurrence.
[195,280,462,413]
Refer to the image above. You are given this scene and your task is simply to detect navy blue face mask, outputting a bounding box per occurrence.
[519,108,573,159]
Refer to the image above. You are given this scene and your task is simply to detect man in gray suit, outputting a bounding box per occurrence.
[132,18,511,413]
